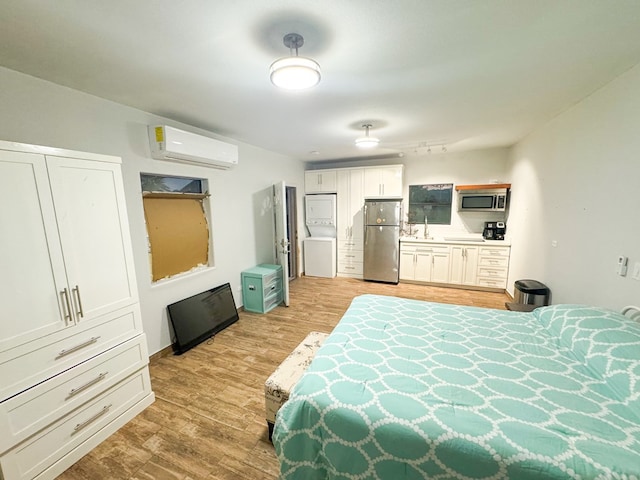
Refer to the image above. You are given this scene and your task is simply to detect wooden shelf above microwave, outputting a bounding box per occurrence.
[455,183,511,191]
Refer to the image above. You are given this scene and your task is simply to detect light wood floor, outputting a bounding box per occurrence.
[58,277,510,480]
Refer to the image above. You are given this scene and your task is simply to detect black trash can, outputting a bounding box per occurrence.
[514,279,550,306]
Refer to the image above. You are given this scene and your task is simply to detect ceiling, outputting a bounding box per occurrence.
[2,1,640,162]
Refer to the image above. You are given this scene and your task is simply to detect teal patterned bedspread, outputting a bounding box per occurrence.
[273,295,640,479]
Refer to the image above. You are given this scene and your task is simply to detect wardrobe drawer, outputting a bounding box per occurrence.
[0,305,142,402]
[0,368,152,480]
[0,334,149,454]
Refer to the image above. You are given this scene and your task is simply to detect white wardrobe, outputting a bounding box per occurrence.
[0,141,154,480]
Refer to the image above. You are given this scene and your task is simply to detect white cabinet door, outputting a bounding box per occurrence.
[349,169,365,245]
[462,246,479,285]
[336,170,351,241]
[450,245,478,285]
[399,250,416,280]
[379,166,403,197]
[0,151,69,351]
[46,156,139,324]
[432,253,450,283]
[363,168,382,198]
[414,251,433,282]
[337,169,364,243]
[305,170,337,193]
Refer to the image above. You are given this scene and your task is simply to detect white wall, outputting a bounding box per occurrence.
[401,148,510,237]
[506,64,640,309]
[0,66,305,355]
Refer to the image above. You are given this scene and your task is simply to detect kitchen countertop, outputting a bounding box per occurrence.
[400,236,511,247]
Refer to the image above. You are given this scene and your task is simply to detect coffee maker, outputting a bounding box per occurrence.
[483,221,506,240]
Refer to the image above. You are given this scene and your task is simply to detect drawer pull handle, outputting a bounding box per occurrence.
[67,372,109,399]
[56,336,100,359]
[248,285,256,291]
[346,255,355,258]
[72,285,84,318]
[72,404,112,435]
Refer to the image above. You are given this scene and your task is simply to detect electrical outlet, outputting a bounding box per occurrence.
[632,261,640,281]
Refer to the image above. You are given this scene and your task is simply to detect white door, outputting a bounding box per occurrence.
[46,156,139,322]
[0,150,70,351]
[273,181,290,306]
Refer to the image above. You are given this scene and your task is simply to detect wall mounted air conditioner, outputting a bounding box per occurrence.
[148,125,238,169]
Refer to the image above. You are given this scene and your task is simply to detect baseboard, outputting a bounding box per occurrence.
[149,345,173,363]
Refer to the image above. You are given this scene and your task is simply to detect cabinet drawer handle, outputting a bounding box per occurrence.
[72,404,112,435]
[67,372,109,399]
[72,285,85,319]
[56,336,101,360]
[60,288,73,325]
[248,284,256,291]
[345,266,355,270]
[346,255,355,258]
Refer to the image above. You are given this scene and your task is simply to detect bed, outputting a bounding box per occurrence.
[273,295,640,479]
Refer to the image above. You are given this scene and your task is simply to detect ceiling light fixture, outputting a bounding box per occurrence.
[355,124,380,148]
[270,33,321,90]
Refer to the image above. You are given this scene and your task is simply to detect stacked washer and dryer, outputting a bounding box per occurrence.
[303,194,337,278]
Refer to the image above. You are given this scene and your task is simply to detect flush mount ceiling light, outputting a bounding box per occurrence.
[270,33,321,90]
[355,124,380,148]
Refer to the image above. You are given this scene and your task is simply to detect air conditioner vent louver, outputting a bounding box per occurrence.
[148,125,238,169]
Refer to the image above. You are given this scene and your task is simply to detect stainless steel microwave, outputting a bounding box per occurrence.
[458,189,508,212]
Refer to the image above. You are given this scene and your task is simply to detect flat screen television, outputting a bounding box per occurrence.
[167,282,239,355]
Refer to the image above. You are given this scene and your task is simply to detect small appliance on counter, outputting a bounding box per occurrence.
[482,221,506,240]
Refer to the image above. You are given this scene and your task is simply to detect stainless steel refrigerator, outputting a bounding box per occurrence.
[363,199,402,283]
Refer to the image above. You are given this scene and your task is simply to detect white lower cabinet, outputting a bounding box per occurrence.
[400,240,510,291]
[399,244,450,283]
[337,240,363,277]
[449,245,479,286]
[476,246,511,288]
[0,141,153,480]
[0,367,153,480]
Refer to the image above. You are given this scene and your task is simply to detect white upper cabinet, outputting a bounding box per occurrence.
[305,170,337,193]
[363,165,403,198]
[0,150,139,353]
